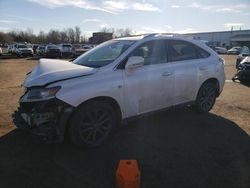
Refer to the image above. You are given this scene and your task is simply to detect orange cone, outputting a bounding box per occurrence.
[116,160,141,188]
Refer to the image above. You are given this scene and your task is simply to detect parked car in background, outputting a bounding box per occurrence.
[236,46,250,69]
[15,44,34,57]
[32,44,39,54]
[233,56,250,82]
[59,43,74,57]
[45,45,61,58]
[82,45,92,53]
[12,44,19,54]
[7,44,13,54]
[215,47,227,54]
[36,45,46,56]
[73,44,86,57]
[14,34,225,147]
[0,47,2,56]
[227,46,241,55]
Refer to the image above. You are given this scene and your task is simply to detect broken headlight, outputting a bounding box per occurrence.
[21,86,61,102]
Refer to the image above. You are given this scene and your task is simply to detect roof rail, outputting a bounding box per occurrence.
[143,33,158,38]
[142,33,200,40]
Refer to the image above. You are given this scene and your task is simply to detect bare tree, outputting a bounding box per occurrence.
[47,29,61,44]
[66,28,75,43]
[0,32,13,44]
[60,30,68,43]
[0,26,134,44]
[114,28,133,38]
[75,26,81,43]
[100,27,114,34]
[37,31,46,43]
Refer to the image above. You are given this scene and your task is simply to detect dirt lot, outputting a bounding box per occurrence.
[0,55,249,188]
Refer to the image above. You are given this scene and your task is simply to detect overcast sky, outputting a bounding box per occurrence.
[0,0,249,37]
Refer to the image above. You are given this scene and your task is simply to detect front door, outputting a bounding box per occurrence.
[123,40,174,117]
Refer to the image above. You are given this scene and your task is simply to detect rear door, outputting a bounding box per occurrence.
[166,39,210,105]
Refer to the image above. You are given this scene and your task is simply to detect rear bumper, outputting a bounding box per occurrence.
[13,98,75,143]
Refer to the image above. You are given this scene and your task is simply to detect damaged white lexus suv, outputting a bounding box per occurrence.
[13,34,225,147]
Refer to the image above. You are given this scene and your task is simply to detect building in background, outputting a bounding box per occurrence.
[89,32,113,44]
[88,30,250,48]
[185,30,250,49]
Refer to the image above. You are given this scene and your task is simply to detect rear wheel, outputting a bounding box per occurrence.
[69,101,116,148]
[194,82,217,113]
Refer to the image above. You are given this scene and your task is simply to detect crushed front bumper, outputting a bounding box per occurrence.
[12,98,75,143]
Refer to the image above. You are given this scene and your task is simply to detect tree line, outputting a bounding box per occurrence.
[0,26,133,45]
[0,26,82,44]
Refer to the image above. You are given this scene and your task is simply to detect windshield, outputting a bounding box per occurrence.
[62,44,72,48]
[73,40,135,68]
[47,45,59,49]
[18,45,27,48]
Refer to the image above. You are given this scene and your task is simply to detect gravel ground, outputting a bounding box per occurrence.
[0,55,249,188]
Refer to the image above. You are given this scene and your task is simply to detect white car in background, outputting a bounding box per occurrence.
[59,43,74,57]
[15,44,34,57]
[14,34,225,147]
[73,44,86,57]
[7,45,13,53]
[227,47,241,55]
[236,46,250,68]
[82,45,92,52]
[215,47,227,54]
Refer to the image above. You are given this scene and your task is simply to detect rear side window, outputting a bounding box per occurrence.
[196,47,210,58]
[167,40,210,62]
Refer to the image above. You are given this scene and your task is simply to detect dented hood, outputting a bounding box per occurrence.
[24,58,96,87]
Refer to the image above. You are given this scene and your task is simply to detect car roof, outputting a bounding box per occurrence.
[114,33,205,43]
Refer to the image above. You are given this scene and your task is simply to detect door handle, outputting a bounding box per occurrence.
[199,66,208,71]
[162,72,172,77]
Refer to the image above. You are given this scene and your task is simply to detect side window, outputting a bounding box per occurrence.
[167,40,197,62]
[129,40,167,65]
[196,46,210,58]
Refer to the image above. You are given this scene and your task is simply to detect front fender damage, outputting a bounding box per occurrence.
[12,98,75,143]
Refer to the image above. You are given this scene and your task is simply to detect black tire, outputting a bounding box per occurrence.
[69,101,116,148]
[194,82,217,113]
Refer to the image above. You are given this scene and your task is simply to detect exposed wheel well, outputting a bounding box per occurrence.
[79,96,122,122]
[199,78,220,97]
[64,96,122,140]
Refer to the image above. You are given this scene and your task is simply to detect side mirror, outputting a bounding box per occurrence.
[125,56,144,70]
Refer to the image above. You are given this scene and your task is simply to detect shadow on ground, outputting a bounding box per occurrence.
[0,108,250,188]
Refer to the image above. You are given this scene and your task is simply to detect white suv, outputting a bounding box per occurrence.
[14,34,225,147]
[59,43,74,57]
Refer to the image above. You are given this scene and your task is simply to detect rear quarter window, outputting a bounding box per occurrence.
[166,40,210,62]
[195,46,210,58]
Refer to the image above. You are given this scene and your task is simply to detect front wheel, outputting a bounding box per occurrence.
[194,82,217,113]
[69,101,116,148]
